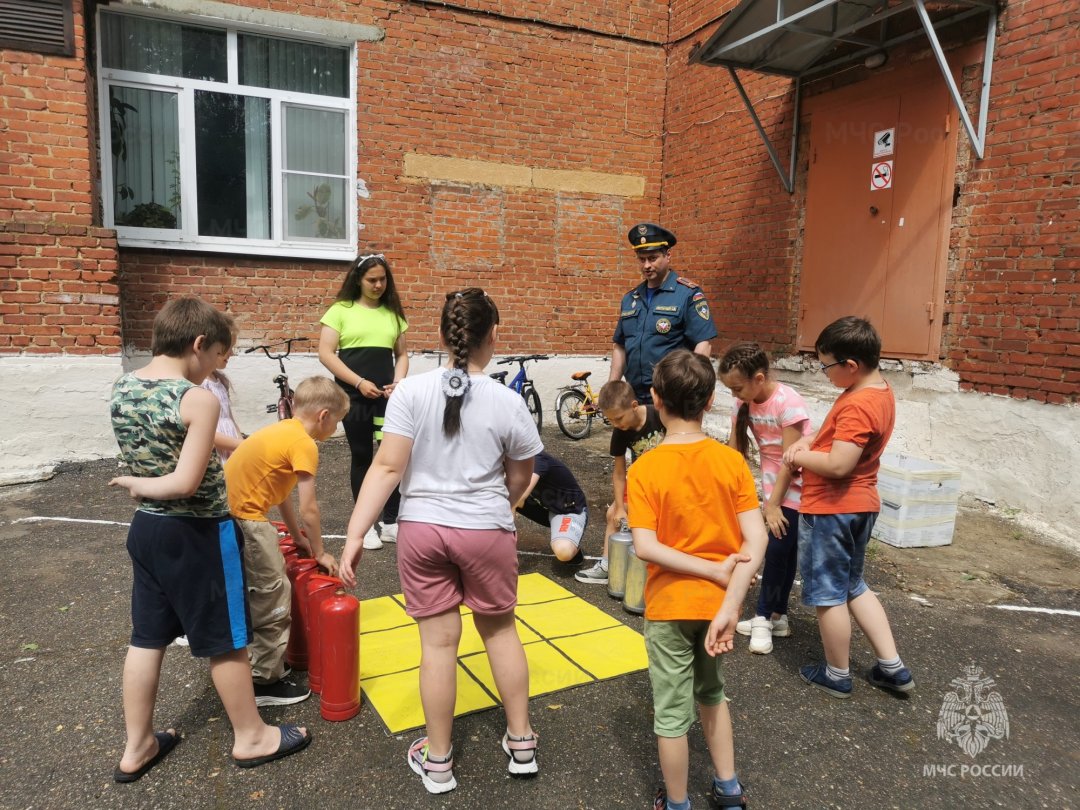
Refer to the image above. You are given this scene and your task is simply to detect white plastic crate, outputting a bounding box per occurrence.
[873,454,960,548]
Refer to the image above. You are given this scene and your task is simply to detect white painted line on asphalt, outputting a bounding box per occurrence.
[14,516,131,527]
[10,517,599,561]
[992,604,1080,617]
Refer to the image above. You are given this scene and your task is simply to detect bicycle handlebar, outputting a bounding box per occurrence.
[497,354,550,365]
[245,337,308,358]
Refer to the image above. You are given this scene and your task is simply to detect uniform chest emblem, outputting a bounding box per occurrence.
[656,318,672,334]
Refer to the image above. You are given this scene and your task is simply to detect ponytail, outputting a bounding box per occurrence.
[439,288,499,437]
[718,341,771,460]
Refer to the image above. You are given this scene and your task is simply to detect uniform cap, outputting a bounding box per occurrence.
[628,223,676,252]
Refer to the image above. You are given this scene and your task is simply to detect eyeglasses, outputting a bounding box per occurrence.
[819,359,847,373]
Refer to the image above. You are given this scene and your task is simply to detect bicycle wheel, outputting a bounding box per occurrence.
[524,386,543,431]
[555,389,592,440]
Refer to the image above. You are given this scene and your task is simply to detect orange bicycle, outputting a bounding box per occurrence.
[555,370,606,439]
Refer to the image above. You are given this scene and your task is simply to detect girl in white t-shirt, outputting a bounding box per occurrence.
[199,337,243,463]
[719,342,813,655]
[340,288,542,794]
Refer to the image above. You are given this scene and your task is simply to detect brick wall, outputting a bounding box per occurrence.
[119,0,666,354]
[662,21,801,354]
[662,0,1078,403]
[0,0,121,355]
[942,0,1079,404]
[2,0,1075,403]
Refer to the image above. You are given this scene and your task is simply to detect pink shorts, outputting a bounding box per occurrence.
[396,521,519,618]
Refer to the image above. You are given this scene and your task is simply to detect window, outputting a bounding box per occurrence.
[97,10,356,259]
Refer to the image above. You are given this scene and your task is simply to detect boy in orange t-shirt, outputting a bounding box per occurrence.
[628,350,767,810]
[783,316,914,699]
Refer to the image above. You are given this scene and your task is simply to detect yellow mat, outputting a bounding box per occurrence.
[357,573,648,733]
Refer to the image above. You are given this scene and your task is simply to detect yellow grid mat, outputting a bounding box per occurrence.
[358,573,648,733]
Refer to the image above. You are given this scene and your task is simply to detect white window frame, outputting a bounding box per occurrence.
[96,7,358,260]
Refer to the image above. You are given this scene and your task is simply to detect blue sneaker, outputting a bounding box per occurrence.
[799,662,852,699]
[868,664,915,694]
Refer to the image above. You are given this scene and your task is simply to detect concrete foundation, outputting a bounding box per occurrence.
[2,354,1075,535]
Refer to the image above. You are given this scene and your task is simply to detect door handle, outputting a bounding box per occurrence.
[869,206,879,216]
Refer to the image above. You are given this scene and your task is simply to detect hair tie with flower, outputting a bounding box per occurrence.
[441,368,470,398]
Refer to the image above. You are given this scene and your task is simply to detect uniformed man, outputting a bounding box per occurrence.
[609,223,717,403]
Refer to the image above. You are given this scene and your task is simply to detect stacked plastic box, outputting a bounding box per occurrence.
[872,453,961,548]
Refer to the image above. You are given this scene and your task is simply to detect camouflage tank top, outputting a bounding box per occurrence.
[111,374,229,517]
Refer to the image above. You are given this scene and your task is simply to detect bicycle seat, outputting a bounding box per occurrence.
[571,371,592,381]
[490,371,509,383]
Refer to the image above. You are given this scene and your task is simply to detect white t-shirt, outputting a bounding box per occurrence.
[384,369,544,530]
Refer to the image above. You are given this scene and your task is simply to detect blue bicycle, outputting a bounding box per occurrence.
[490,354,549,430]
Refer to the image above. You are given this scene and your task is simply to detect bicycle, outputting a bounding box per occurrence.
[554,370,607,440]
[245,337,308,420]
[489,354,549,430]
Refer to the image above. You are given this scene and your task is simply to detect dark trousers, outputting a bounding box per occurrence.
[342,407,399,523]
[756,505,800,617]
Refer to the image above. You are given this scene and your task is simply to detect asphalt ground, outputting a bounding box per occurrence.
[0,425,1077,810]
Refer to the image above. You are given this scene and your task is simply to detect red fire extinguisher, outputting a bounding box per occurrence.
[285,560,319,671]
[320,589,361,722]
[304,574,343,694]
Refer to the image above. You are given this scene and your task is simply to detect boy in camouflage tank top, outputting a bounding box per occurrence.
[108,297,311,782]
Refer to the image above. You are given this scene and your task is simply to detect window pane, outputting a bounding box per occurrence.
[109,86,181,229]
[238,34,348,97]
[195,91,271,239]
[100,12,225,81]
[285,175,347,241]
[284,107,346,176]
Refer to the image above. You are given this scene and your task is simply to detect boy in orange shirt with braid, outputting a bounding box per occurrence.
[628,350,768,810]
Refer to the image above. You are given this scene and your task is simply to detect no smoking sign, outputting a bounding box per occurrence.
[871,160,893,190]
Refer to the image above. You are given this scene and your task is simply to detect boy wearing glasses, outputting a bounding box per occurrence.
[781,316,915,698]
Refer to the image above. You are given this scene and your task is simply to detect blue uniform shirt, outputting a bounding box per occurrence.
[612,271,717,402]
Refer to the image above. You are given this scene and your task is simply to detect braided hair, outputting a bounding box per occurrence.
[718,342,771,459]
[440,288,500,437]
[335,254,408,335]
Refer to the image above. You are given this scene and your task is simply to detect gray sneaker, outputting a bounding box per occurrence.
[574,561,608,585]
[253,677,311,707]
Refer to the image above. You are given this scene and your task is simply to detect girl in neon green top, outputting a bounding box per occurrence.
[319,254,409,545]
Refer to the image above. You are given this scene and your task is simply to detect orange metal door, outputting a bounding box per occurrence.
[799,73,954,359]
[799,95,899,350]
[881,87,953,356]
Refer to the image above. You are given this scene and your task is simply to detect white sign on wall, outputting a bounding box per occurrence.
[871,160,893,191]
[874,127,895,158]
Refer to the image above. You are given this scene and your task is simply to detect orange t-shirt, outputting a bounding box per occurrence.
[800,383,895,514]
[225,418,319,521]
[627,439,759,621]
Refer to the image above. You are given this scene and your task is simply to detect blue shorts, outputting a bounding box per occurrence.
[127,510,252,658]
[797,512,877,607]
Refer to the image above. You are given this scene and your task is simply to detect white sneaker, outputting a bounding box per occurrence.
[748,616,774,654]
[380,522,398,543]
[771,614,792,637]
[736,618,754,636]
[362,526,383,550]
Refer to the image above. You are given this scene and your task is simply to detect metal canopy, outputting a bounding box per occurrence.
[689,0,998,191]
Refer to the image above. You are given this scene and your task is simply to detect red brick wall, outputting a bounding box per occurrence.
[0,1,121,354]
[119,0,666,353]
[942,0,1079,404]
[662,23,800,354]
[662,0,1079,403]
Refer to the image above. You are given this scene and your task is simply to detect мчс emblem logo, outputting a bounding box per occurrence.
[937,664,1009,758]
